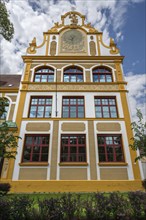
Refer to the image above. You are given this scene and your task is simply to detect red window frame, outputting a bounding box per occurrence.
[29,96,52,118]
[22,134,49,162]
[64,66,83,82]
[34,67,54,82]
[97,134,124,162]
[94,96,118,118]
[60,134,86,162]
[93,67,113,82]
[62,96,84,118]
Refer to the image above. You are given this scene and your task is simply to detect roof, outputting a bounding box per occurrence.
[0,75,21,88]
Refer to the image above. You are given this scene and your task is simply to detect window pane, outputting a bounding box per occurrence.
[95,106,102,118]
[29,106,37,117]
[45,106,52,117]
[106,75,112,82]
[98,137,104,145]
[64,75,69,82]
[103,107,110,118]
[63,99,69,104]
[32,154,39,161]
[106,137,113,144]
[41,75,47,82]
[70,75,76,82]
[37,106,44,117]
[70,99,77,105]
[93,75,99,82]
[78,99,84,105]
[38,99,45,105]
[63,106,69,118]
[102,99,108,105]
[34,75,41,82]
[48,75,54,82]
[100,75,105,82]
[77,75,83,82]
[31,99,38,105]
[41,154,48,161]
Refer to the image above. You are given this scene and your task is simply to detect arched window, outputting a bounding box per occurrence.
[64,66,83,82]
[0,97,10,119]
[34,67,54,82]
[92,67,113,82]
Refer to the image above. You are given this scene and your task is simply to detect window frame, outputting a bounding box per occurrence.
[60,134,87,163]
[28,96,52,118]
[94,96,118,118]
[62,96,85,118]
[63,66,84,82]
[92,67,113,83]
[97,134,125,163]
[22,134,50,163]
[33,67,54,82]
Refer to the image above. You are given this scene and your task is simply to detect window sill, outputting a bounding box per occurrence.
[98,162,128,166]
[19,162,49,166]
[59,162,88,166]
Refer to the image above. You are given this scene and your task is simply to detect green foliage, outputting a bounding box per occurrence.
[0,0,14,41]
[130,109,146,161]
[0,122,20,159]
[0,183,11,197]
[0,98,21,162]
[0,192,146,220]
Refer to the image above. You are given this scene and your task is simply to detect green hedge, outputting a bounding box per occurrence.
[0,192,146,220]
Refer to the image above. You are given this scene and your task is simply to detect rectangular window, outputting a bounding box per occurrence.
[62,97,84,118]
[22,134,49,162]
[29,97,52,118]
[61,135,86,162]
[95,97,118,118]
[97,135,124,162]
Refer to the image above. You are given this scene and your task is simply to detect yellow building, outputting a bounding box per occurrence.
[0,11,144,192]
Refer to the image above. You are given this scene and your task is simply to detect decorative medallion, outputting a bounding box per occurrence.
[61,29,85,53]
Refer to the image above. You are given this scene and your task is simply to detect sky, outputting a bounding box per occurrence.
[0,0,146,122]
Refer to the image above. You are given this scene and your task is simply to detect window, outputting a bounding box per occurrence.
[97,135,124,162]
[93,67,112,82]
[22,134,49,162]
[95,97,118,118]
[0,98,9,119]
[64,66,83,82]
[61,135,86,162]
[29,97,52,118]
[34,67,54,82]
[62,97,84,118]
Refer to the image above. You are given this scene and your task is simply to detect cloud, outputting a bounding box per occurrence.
[125,73,146,122]
[1,0,145,75]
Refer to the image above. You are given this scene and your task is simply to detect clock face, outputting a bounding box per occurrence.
[61,29,85,52]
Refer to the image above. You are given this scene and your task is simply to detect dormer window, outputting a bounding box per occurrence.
[34,67,54,82]
[64,66,83,82]
[93,67,113,82]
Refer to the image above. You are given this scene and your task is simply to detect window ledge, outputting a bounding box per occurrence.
[19,162,49,166]
[59,162,88,166]
[98,162,128,166]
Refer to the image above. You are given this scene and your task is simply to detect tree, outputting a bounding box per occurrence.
[0,0,14,41]
[129,109,146,161]
[0,97,20,177]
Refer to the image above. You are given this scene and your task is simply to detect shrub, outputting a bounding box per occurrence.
[38,197,63,220]
[10,196,34,220]
[109,192,132,220]
[128,191,146,220]
[60,193,83,220]
[0,183,11,196]
[0,197,11,220]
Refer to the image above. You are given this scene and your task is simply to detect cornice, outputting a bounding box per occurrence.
[22,55,124,62]
[0,88,19,93]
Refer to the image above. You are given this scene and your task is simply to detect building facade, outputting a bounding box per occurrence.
[0,11,144,192]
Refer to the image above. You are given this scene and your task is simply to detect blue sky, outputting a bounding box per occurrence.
[1,0,146,121]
